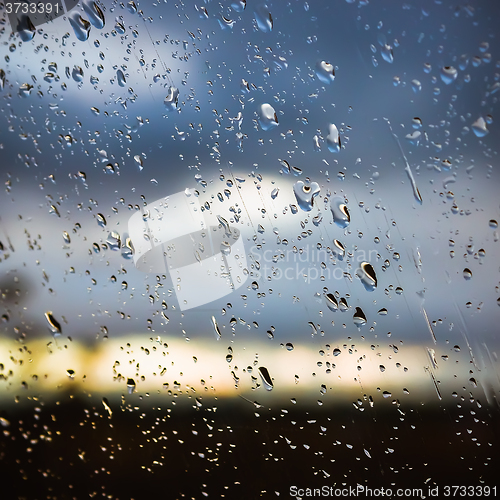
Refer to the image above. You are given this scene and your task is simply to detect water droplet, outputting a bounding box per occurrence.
[164,86,179,111]
[127,1,138,14]
[45,312,62,335]
[330,197,350,228]
[463,268,472,280]
[90,106,100,115]
[17,15,36,41]
[258,366,273,390]
[285,342,294,351]
[489,219,498,229]
[326,123,341,152]
[378,308,388,315]
[293,180,320,211]
[62,231,71,244]
[83,0,106,29]
[356,262,377,291]
[107,231,121,250]
[353,307,367,327]
[315,61,335,84]
[220,241,231,255]
[126,378,136,394]
[332,239,345,260]
[96,213,107,227]
[381,44,393,63]
[271,187,279,199]
[19,83,33,98]
[411,79,422,93]
[211,316,221,340]
[382,391,392,398]
[72,65,84,82]
[339,297,349,312]
[379,365,385,372]
[471,117,489,137]
[325,293,338,312]
[102,397,112,418]
[440,66,457,85]
[258,103,278,130]
[254,3,273,32]
[69,13,91,42]
[117,69,126,87]
[66,369,75,379]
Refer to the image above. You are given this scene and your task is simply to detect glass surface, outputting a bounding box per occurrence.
[0,0,499,497]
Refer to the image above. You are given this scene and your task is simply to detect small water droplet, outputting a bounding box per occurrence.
[83,0,105,29]
[353,307,367,327]
[325,293,338,312]
[285,342,294,351]
[45,312,62,335]
[72,65,84,82]
[69,13,91,42]
[117,69,126,87]
[258,366,273,390]
[126,378,136,394]
[293,180,320,211]
[254,3,273,32]
[96,213,107,227]
[315,61,335,84]
[326,123,341,152]
[463,268,472,280]
[164,86,179,111]
[211,316,221,340]
[440,66,457,85]
[330,197,350,228]
[471,117,489,137]
[258,103,278,130]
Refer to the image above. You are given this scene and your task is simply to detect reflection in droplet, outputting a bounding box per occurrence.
[72,66,84,82]
[126,378,136,394]
[326,123,341,152]
[117,70,126,87]
[332,239,345,260]
[440,66,457,85]
[96,213,107,227]
[325,293,338,312]
[353,307,367,327]
[254,3,273,32]
[381,44,393,63]
[83,0,106,29]
[293,181,320,211]
[411,79,421,93]
[45,312,62,335]
[356,262,377,291]
[258,103,278,131]
[231,0,246,12]
[164,86,179,111]
[69,13,92,42]
[17,15,36,41]
[211,316,221,340]
[315,61,335,84]
[471,117,489,137]
[330,197,350,228]
[258,366,273,390]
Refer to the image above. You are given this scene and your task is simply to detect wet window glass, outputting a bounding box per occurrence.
[1,0,499,497]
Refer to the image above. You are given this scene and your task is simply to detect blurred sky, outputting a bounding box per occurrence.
[0,0,499,406]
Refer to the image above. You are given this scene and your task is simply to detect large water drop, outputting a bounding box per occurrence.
[293,181,320,211]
